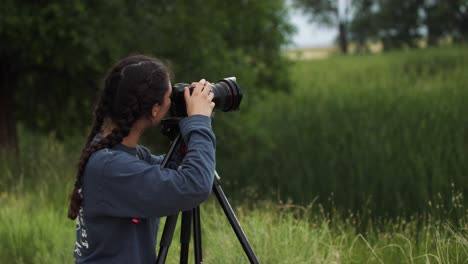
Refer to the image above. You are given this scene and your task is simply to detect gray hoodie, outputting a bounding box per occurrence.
[74,115,216,264]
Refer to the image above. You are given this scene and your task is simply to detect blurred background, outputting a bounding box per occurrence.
[1,0,467,263]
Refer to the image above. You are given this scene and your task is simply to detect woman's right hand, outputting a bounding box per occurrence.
[184,79,215,117]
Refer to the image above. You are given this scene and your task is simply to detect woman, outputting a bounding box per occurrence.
[68,55,216,263]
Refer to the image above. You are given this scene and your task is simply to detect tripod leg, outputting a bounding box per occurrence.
[156,134,184,264]
[156,214,179,264]
[193,206,203,263]
[213,172,260,264]
[179,210,192,264]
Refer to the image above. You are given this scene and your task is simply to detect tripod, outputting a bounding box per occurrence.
[155,119,260,264]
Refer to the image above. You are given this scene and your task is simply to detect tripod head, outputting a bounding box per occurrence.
[160,118,184,140]
[161,113,217,141]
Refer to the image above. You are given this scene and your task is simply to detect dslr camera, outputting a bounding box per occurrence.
[169,77,242,117]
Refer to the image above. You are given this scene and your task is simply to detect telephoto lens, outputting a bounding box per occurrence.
[169,77,243,117]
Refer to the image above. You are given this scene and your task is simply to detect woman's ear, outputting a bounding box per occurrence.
[152,103,161,118]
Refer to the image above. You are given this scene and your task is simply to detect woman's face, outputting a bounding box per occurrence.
[152,80,172,125]
[160,81,172,117]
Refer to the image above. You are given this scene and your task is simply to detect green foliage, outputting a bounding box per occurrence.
[349,0,378,52]
[291,0,340,26]
[2,1,132,134]
[425,0,468,45]
[349,0,468,50]
[216,46,468,219]
[0,0,293,139]
[376,0,423,49]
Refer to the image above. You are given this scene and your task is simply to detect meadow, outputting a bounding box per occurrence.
[216,46,468,219]
[1,46,467,263]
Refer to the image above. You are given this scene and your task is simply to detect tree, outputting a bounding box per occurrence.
[0,1,154,155]
[292,0,352,54]
[424,0,468,45]
[348,0,468,51]
[377,0,424,50]
[349,0,379,53]
[348,0,424,51]
[0,0,294,154]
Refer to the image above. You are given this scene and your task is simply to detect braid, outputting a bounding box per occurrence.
[68,126,130,219]
[68,55,170,220]
[68,107,136,220]
[83,104,105,148]
[68,139,107,219]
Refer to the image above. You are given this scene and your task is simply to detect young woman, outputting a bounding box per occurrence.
[68,55,216,263]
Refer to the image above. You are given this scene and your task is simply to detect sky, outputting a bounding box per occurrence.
[289,11,337,48]
[288,2,343,48]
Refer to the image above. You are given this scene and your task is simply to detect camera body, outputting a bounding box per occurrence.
[169,77,243,117]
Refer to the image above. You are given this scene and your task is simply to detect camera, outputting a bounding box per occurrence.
[169,77,243,117]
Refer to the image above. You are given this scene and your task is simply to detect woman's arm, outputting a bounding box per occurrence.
[150,154,165,165]
[83,115,215,218]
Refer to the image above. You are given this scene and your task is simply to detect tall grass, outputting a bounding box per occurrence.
[0,188,466,263]
[215,46,468,218]
[1,184,466,263]
[0,118,467,263]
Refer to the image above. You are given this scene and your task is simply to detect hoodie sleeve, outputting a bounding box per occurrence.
[83,115,216,218]
[149,154,165,165]
[135,145,165,165]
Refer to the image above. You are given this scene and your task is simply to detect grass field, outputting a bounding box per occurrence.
[217,46,468,219]
[1,46,467,263]
[1,193,467,263]
[0,154,466,263]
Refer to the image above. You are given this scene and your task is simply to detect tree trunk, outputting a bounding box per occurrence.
[338,22,348,54]
[0,65,18,158]
[427,29,438,47]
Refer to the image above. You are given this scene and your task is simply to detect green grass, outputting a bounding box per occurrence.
[0,189,466,263]
[215,46,468,218]
[1,120,467,263]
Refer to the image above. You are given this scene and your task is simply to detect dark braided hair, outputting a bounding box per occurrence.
[68,55,170,220]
